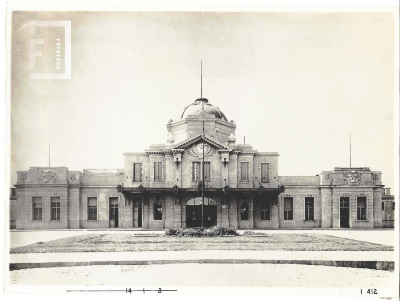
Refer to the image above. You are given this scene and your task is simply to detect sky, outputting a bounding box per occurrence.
[10,10,396,188]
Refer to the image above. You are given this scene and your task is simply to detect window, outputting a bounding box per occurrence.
[51,196,61,221]
[133,163,141,182]
[154,162,162,182]
[393,202,395,210]
[305,197,314,221]
[382,202,384,210]
[284,197,293,220]
[88,197,97,221]
[241,162,249,182]
[261,200,270,220]
[33,197,42,220]
[154,200,162,220]
[204,162,210,182]
[357,197,367,220]
[240,202,249,220]
[340,197,349,208]
[193,162,201,182]
[261,163,269,183]
[192,162,211,182]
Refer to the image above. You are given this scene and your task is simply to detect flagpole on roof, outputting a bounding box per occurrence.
[49,131,50,167]
[350,133,352,168]
[201,61,204,228]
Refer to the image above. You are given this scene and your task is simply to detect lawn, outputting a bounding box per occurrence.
[10,233,394,253]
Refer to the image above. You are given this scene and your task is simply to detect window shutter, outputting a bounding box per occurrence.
[284,198,292,211]
[33,197,42,213]
[357,197,366,208]
[204,162,210,182]
[133,163,142,182]
[88,197,97,206]
[154,162,160,181]
[261,163,269,182]
[241,162,249,181]
[193,162,201,182]
[51,196,60,203]
[33,197,42,205]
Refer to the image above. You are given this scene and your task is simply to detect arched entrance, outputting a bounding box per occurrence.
[186,197,217,228]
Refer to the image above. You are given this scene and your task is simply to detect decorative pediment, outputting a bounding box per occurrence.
[171,134,230,152]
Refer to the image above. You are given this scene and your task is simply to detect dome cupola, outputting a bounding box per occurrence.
[180,98,228,121]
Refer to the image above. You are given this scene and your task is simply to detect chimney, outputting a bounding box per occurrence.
[385,188,391,196]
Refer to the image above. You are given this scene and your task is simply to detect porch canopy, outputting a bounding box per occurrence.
[117,185,284,197]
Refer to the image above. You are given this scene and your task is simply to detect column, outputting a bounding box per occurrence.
[228,196,238,228]
[165,195,174,228]
[321,187,333,228]
[373,188,383,228]
[143,196,150,228]
[68,187,80,229]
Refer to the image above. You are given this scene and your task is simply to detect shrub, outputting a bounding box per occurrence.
[224,227,238,236]
[165,226,237,237]
[242,230,271,237]
[165,228,177,236]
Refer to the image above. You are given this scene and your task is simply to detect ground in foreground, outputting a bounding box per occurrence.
[10,233,394,253]
[10,264,394,287]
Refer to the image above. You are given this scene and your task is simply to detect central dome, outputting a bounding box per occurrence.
[180,98,228,121]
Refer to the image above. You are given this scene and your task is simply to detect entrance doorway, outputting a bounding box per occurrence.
[186,197,217,228]
[340,197,350,228]
[109,198,119,228]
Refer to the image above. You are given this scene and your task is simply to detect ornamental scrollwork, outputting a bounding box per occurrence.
[36,170,58,183]
[343,170,363,185]
[187,142,216,158]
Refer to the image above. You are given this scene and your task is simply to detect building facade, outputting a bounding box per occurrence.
[11,98,395,230]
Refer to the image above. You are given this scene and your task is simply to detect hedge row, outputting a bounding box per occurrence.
[165,226,238,237]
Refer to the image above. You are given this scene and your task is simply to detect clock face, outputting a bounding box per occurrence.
[187,142,215,158]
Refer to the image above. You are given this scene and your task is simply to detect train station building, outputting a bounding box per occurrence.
[10,97,395,230]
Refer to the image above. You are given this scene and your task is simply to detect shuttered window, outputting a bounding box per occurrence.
[284,197,293,220]
[357,197,366,220]
[88,197,97,221]
[305,197,314,221]
[133,163,141,182]
[154,162,162,182]
[193,162,201,181]
[204,162,210,182]
[51,196,60,221]
[241,162,249,182]
[261,163,269,183]
[33,197,42,220]
[192,162,211,182]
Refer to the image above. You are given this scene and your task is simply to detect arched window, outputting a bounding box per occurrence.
[154,201,162,220]
[240,201,248,220]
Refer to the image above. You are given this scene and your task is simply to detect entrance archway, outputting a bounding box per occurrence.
[186,197,217,228]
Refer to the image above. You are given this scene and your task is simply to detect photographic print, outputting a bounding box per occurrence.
[4,1,399,297]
